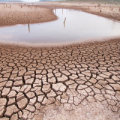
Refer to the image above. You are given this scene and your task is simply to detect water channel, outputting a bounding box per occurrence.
[0,9,120,46]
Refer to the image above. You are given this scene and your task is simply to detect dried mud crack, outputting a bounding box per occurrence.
[0,39,120,120]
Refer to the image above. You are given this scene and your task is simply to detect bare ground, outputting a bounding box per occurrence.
[0,2,120,120]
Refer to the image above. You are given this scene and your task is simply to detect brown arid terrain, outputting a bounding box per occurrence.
[0,4,57,26]
[1,2,120,26]
[0,2,120,120]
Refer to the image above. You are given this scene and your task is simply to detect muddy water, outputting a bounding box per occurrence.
[0,9,120,46]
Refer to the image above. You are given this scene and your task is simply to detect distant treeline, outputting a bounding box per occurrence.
[0,0,21,2]
[0,0,120,4]
[66,0,120,4]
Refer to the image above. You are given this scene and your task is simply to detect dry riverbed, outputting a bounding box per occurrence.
[0,2,120,120]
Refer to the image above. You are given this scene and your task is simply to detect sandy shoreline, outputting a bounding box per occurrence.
[0,2,120,120]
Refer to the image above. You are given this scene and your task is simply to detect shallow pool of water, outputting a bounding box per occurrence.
[0,9,120,46]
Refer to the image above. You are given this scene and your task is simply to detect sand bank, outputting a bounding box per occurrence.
[0,4,57,26]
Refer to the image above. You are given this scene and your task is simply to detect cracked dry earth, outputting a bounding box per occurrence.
[0,39,120,120]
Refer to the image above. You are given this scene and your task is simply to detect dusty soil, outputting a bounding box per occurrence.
[0,4,57,26]
[0,2,120,120]
[0,39,120,120]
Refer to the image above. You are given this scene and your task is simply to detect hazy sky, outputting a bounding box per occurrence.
[0,0,44,2]
[21,0,39,2]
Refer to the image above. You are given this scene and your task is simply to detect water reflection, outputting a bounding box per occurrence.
[63,17,66,27]
[0,9,120,46]
[28,24,30,33]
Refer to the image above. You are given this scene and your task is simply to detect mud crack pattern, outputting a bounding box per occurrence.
[0,39,120,120]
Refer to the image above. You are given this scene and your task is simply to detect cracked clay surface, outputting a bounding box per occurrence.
[0,39,120,120]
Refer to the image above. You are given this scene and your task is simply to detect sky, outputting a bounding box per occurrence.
[0,0,44,2]
[25,0,39,1]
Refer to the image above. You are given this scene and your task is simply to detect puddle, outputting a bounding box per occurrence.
[0,9,120,46]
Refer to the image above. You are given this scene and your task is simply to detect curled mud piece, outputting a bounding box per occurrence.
[0,4,57,26]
